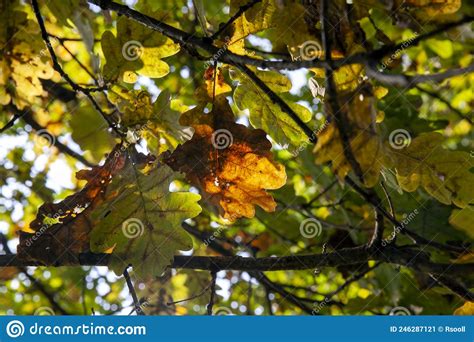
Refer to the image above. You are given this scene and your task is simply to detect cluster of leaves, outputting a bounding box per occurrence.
[0,0,473,315]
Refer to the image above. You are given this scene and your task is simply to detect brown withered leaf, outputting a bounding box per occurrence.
[17,145,128,265]
[165,96,286,221]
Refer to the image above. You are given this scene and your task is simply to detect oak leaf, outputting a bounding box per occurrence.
[313,92,385,187]
[18,146,128,265]
[233,68,312,148]
[101,17,179,83]
[165,96,286,221]
[108,86,191,154]
[89,155,202,277]
[387,132,474,207]
[454,301,474,315]
[449,206,474,239]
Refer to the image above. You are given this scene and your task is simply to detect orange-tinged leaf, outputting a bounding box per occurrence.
[18,145,128,265]
[165,96,286,221]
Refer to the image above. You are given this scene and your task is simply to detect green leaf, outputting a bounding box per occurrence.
[449,206,474,239]
[69,105,115,162]
[108,87,191,153]
[90,159,202,277]
[426,39,453,59]
[233,69,312,148]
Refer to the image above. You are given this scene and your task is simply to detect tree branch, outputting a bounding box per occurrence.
[0,234,70,315]
[206,271,217,315]
[31,0,122,137]
[415,85,473,124]
[366,63,474,88]
[3,247,473,277]
[123,266,145,315]
[211,0,262,40]
[320,0,364,183]
[87,1,473,75]
[429,274,474,302]
[235,63,316,141]
[369,16,474,61]
[344,176,467,254]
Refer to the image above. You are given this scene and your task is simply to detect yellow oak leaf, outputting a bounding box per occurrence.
[454,301,474,315]
[101,16,179,83]
[313,93,385,187]
[388,132,474,208]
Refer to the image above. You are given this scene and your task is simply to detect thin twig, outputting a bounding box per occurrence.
[306,179,338,207]
[206,271,217,315]
[415,85,472,124]
[429,274,474,302]
[0,234,69,315]
[369,210,385,247]
[123,267,145,315]
[0,108,29,134]
[366,63,474,88]
[236,63,316,141]
[211,0,262,40]
[324,262,381,300]
[345,177,467,254]
[56,39,101,86]
[167,278,214,305]
[31,0,122,137]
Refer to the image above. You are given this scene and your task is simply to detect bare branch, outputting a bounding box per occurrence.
[123,267,145,315]
[429,274,474,302]
[206,271,217,315]
[415,85,473,124]
[366,63,474,88]
[31,0,122,137]
[235,63,316,142]
[211,0,262,40]
[4,247,473,277]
